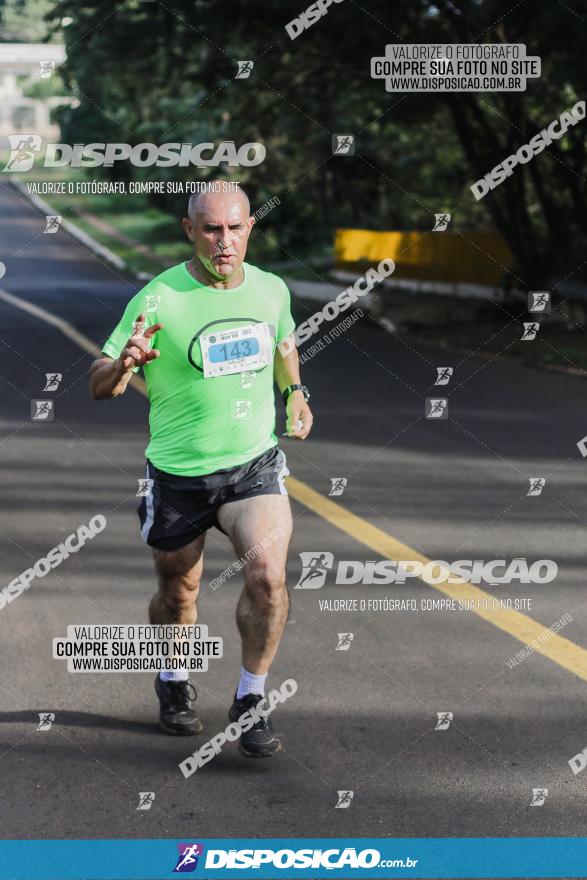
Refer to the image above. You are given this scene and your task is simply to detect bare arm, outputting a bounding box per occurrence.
[89,312,163,400]
[273,334,313,440]
[89,355,134,400]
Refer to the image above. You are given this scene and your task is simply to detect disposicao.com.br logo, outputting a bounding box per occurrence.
[2,135,266,172]
[187,845,413,871]
[294,553,557,588]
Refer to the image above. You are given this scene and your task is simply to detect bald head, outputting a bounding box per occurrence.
[187,185,250,222]
[182,184,254,286]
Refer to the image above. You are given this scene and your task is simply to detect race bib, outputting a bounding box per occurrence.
[200,322,273,378]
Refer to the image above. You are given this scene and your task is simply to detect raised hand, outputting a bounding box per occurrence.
[119,312,164,371]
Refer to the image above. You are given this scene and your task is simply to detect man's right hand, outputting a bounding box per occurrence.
[118,312,164,372]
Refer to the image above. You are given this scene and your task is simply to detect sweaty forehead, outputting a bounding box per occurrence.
[193,191,249,224]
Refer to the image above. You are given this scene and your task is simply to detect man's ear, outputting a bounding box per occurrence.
[248,215,255,231]
[182,217,195,241]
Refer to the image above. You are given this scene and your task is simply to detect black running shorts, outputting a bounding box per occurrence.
[137,446,289,552]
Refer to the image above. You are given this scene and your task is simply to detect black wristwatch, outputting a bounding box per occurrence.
[282,384,310,404]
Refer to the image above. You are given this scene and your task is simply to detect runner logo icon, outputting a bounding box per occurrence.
[336,633,354,651]
[173,843,204,873]
[521,322,539,341]
[335,790,354,808]
[3,134,43,172]
[530,788,548,806]
[527,478,546,496]
[136,792,155,811]
[329,477,347,496]
[435,712,453,730]
[295,552,334,589]
[44,373,62,391]
[434,367,453,386]
[332,134,355,155]
[31,400,54,421]
[44,215,62,233]
[528,291,550,313]
[136,479,154,497]
[426,398,448,419]
[432,213,451,231]
[36,712,55,731]
[236,61,254,79]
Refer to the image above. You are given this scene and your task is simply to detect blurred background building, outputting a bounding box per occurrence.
[0,42,70,137]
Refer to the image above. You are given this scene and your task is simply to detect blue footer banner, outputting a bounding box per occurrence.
[0,838,586,879]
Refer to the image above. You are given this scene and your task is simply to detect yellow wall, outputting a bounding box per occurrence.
[334,228,513,285]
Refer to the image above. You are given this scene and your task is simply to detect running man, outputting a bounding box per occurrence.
[89,185,312,757]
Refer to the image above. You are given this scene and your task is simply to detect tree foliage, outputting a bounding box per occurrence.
[3,0,586,284]
[0,0,55,41]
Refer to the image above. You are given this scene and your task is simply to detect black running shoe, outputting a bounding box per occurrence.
[228,692,282,757]
[154,675,203,735]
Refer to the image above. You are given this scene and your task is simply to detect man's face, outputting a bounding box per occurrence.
[183,192,253,281]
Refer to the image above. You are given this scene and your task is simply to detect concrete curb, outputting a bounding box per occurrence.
[7,180,457,328]
[9,178,134,274]
[9,179,359,306]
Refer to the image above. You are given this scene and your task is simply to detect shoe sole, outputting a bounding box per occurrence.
[158,718,204,736]
[238,740,283,758]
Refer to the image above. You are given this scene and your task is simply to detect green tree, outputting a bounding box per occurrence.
[0,0,56,41]
[30,0,587,285]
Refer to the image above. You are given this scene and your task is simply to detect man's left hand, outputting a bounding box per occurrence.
[285,391,313,439]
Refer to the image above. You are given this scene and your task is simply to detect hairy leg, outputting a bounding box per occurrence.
[149,533,206,625]
[216,495,292,675]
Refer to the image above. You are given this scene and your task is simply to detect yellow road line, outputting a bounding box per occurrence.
[0,287,146,395]
[2,285,585,682]
[288,476,587,682]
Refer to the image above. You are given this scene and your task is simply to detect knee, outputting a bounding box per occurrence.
[245,563,286,604]
[158,573,201,613]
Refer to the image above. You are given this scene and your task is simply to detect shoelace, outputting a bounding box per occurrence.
[166,680,197,712]
[238,693,270,729]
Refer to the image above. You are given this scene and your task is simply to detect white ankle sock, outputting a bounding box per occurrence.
[160,668,189,683]
[237,666,267,699]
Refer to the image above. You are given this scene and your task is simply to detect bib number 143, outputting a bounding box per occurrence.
[200,322,273,378]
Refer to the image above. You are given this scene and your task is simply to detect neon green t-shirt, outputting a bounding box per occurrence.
[101,261,295,476]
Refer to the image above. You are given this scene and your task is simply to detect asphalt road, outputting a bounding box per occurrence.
[1,178,587,852]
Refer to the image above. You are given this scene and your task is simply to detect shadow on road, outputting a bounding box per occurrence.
[0,709,156,736]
